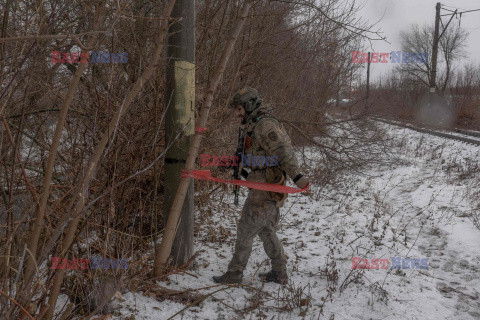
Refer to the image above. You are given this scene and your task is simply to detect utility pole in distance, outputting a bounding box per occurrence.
[163,0,195,266]
[429,2,441,102]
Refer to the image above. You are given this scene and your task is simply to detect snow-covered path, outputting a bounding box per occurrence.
[114,121,480,320]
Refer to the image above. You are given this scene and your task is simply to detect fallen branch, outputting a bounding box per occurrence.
[165,286,235,320]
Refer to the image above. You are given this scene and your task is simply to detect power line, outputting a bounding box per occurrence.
[441,7,480,17]
[441,3,471,11]
[458,8,480,14]
[441,5,467,11]
[441,7,457,13]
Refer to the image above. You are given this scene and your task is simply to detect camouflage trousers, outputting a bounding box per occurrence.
[227,189,286,273]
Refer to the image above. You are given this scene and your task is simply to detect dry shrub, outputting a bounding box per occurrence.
[455,97,480,128]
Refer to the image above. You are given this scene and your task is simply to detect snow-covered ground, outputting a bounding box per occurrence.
[108,121,480,320]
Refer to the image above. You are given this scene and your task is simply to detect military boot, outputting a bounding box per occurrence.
[259,270,288,285]
[212,271,243,284]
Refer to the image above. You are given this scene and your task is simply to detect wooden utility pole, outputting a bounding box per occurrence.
[365,52,370,110]
[429,2,441,101]
[164,0,195,266]
[153,2,252,277]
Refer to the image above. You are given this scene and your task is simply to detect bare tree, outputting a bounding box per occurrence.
[438,25,469,93]
[399,23,468,94]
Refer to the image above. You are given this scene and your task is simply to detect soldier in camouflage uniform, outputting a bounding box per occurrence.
[212,87,309,285]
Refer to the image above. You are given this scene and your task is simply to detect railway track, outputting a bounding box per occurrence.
[455,128,480,138]
[371,116,480,146]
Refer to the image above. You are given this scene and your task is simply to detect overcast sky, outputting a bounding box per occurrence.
[357,0,480,81]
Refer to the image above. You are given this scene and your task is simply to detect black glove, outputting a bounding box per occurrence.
[296,176,309,189]
[293,174,309,189]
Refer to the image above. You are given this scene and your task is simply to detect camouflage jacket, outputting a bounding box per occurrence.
[242,106,300,183]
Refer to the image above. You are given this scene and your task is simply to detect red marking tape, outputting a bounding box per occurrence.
[195,127,207,133]
[181,170,309,194]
